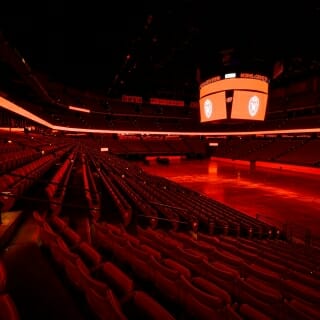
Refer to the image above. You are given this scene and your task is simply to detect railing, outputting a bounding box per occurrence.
[256,213,319,248]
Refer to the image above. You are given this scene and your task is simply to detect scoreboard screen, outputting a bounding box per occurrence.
[199,92,227,122]
[231,90,268,120]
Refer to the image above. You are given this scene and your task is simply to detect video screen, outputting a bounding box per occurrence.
[199,92,227,122]
[231,90,268,120]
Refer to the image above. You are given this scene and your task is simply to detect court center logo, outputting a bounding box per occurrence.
[248,95,259,117]
[204,99,213,119]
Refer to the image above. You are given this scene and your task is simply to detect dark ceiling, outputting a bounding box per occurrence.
[1,1,320,102]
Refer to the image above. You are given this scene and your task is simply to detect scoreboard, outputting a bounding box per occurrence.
[199,73,269,122]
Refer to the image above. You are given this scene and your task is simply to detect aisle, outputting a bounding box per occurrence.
[59,162,91,242]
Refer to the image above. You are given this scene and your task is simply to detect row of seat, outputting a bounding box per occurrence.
[93,150,278,238]
[34,211,176,319]
[148,173,278,238]
[0,143,74,212]
[92,222,275,319]
[0,149,40,173]
[135,225,320,319]
[204,233,320,279]
[0,153,57,212]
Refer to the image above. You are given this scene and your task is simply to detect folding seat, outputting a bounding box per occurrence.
[202,260,240,296]
[243,262,282,288]
[107,230,128,247]
[238,303,273,320]
[171,231,214,255]
[282,279,320,305]
[123,233,140,247]
[211,247,245,270]
[149,256,180,302]
[286,269,320,289]
[198,232,220,246]
[65,258,108,297]
[191,239,218,255]
[85,286,128,320]
[131,290,176,320]
[140,244,161,260]
[92,227,115,254]
[178,275,225,320]
[238,242,259,255]
[136,233,165,255]
[237,277,284,320]
[49,215,67,232]
[76,242,103,269]
[113,241,131,266]
[192,276,232,305]
[149,256,177,278]
[0,293,20,320]
[157,234,183,251]
[137,232,155,249]
[214,239,238,254]
[176,247,206,264]
[236,248,258,263]
[136,225,157,240]
[125,241,150,261]
[255,256,287,275]
[174,248,207,275]
[260,251,289,269]
[286,259,314,275]
[60,226,82,248]
[100,262,135,303]
[163,258,191,279]
[284,298,320,320]
[0,260,6,293]
[128,255,154,283]
[50,237,81,269]
[100,222,124,235]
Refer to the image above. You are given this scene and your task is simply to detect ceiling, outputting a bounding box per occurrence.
[1,1,320,103]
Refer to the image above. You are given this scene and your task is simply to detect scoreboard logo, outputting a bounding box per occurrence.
[204,99,213,119]
[248,95,259,117]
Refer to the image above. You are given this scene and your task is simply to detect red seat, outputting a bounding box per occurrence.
[163,258,192,278]
[0,294,20,320]
[61,226,82,247]
[65,258,108,297]
[239,303,273,320]
[77,242,103,268]
[284,298,320,320]
[192,276,231,304]
[100,262,134,302]
[178,275,225,319]
[85,287,128,320]
[49,215,68,232]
